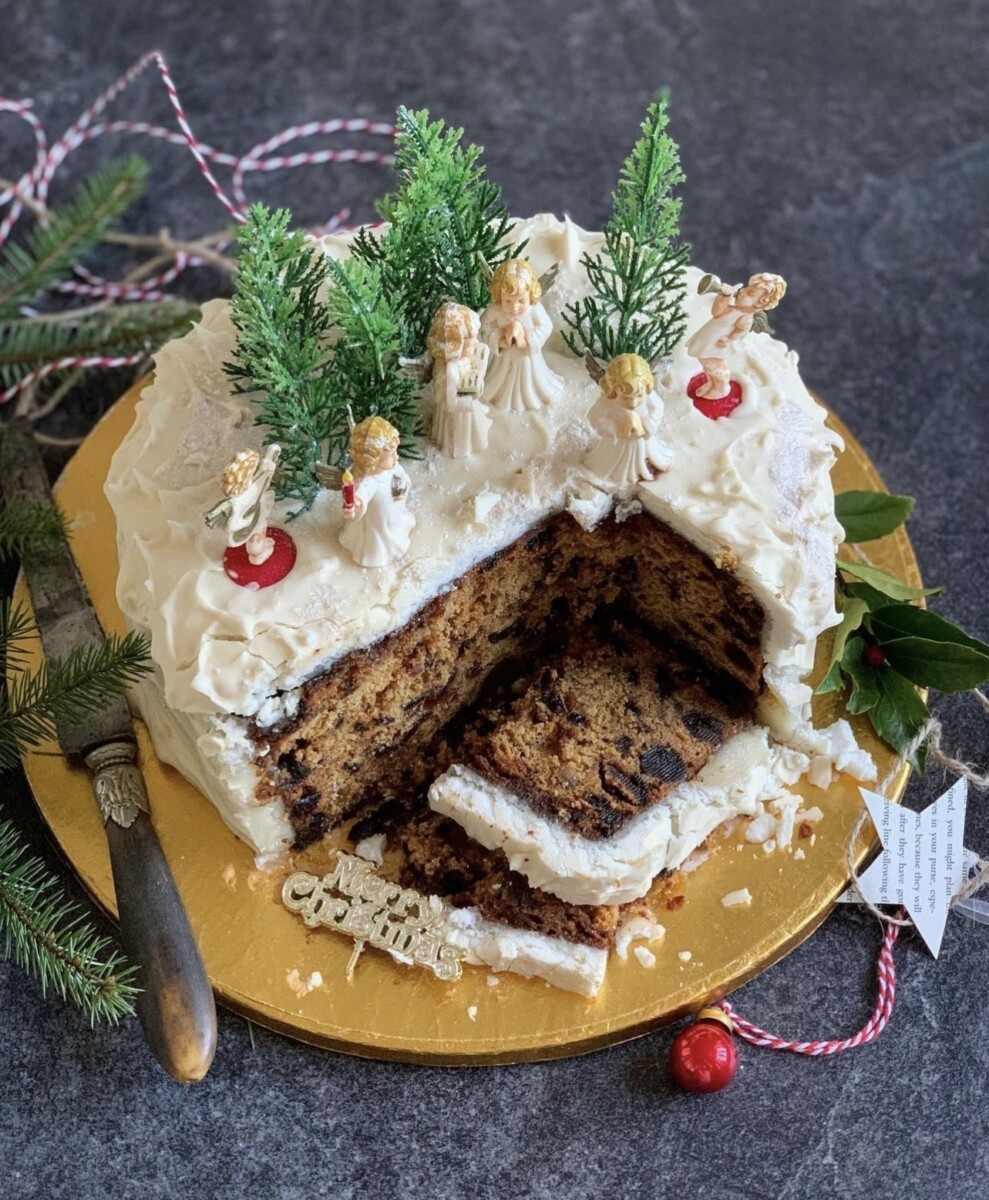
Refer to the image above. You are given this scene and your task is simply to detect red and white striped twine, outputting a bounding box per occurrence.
[718,911,902,1055]
[0,51,394,405]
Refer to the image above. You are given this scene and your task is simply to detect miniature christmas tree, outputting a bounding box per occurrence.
[561,95,689,366]
[352,106,518,356]
[225,204,422,514]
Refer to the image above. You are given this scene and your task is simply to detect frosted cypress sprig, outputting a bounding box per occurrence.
[353,106,518,355]
[561,95,689,365]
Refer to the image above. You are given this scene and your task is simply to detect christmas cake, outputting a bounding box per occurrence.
[104,105,876,996]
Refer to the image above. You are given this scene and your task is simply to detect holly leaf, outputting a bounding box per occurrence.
[846,580,901,611]
[869,604,989,658]
[878,637,989,693]
[815,658,845,695]
[867,665,931,774]
[835,490,915,543]
[837,558,941,601]
[841,637,881,714]
[828,596,868,667]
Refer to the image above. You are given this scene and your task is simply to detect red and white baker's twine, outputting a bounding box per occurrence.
[718,913,901,1055]
[0,50,394,405]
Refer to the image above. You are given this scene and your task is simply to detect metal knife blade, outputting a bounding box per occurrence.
[1,418,217,1082]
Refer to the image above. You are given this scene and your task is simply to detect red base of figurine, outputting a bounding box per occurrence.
[687,373,743,420]
[223,527,296,589]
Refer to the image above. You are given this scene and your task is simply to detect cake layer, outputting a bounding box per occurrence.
[255,514,762,847]
[430,726,803,906]
[457,619,753,840]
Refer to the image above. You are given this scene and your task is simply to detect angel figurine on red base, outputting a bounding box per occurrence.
[205,444,297,587]
[686,272,787,412]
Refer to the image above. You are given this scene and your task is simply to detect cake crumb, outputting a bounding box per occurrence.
[721,887,753,908]
[633,946,657,968]
[220,863,237,890]
[355,833,386,865]
[794,848,806,861]
[665,895,686,911]
[286,969,322,998]
[615,916,666,960]
[678,951,692,963]
[486,975,500,987]
[467,1005,478,1021]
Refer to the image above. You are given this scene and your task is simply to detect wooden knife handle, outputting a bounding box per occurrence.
[88,742,217,1082]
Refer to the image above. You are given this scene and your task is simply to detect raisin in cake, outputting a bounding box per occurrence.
[105,214,876,995]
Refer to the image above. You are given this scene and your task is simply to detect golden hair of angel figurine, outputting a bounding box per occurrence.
[584,354,673,488]
[339,416,416,569]
[480,258,563,413]
[687,272,787,403]
[427,301,492,459]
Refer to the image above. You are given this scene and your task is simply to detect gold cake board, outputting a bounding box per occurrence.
[14,383,916,1065]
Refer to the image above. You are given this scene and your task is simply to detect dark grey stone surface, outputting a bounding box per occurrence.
[1,1,987,1196]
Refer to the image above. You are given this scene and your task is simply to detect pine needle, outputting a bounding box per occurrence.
[0,301,199,389]
[0,813,139,1023]
[0,501,70,560]
[0,606,152,770]
[0,156,149,319]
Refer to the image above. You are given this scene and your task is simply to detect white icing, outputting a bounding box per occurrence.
[437,904,608,997]
[428,727,801,906]
[106,215,845,726]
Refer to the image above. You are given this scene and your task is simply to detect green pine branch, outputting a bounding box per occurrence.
[0,501,70,560]
[353,106,519,355]
[0,301,199,390]
[0,156,149,319]
[0,599,152,770]
[225,204,424,511]
[562,95,689,365]
[0,511,150,1023]
[0,814,139,1023]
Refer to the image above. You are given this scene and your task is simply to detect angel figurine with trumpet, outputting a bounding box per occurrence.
[687,271,787,401]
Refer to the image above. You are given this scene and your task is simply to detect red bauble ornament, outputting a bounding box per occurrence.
[223,527,297,589]
[687,373,743,420]
[669,1006,739,1093]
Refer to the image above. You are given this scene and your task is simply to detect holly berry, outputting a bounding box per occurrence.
[864,644,887,667]
[669,1006,739,1093]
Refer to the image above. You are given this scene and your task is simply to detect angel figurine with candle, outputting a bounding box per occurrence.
[339,416,416,568]
[481,258,563,412]
[583,354,673,487]
[687,272,787,400]
[428,302,491,459]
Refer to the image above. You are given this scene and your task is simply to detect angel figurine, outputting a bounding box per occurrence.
[583,354,673,487]
[687,272,787,400]
[339,416,416,569]
[427,302,491,459]
[206,444,281,565]
[480,258,563,412]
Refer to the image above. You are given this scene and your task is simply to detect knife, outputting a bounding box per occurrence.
[1,418,217,1083]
